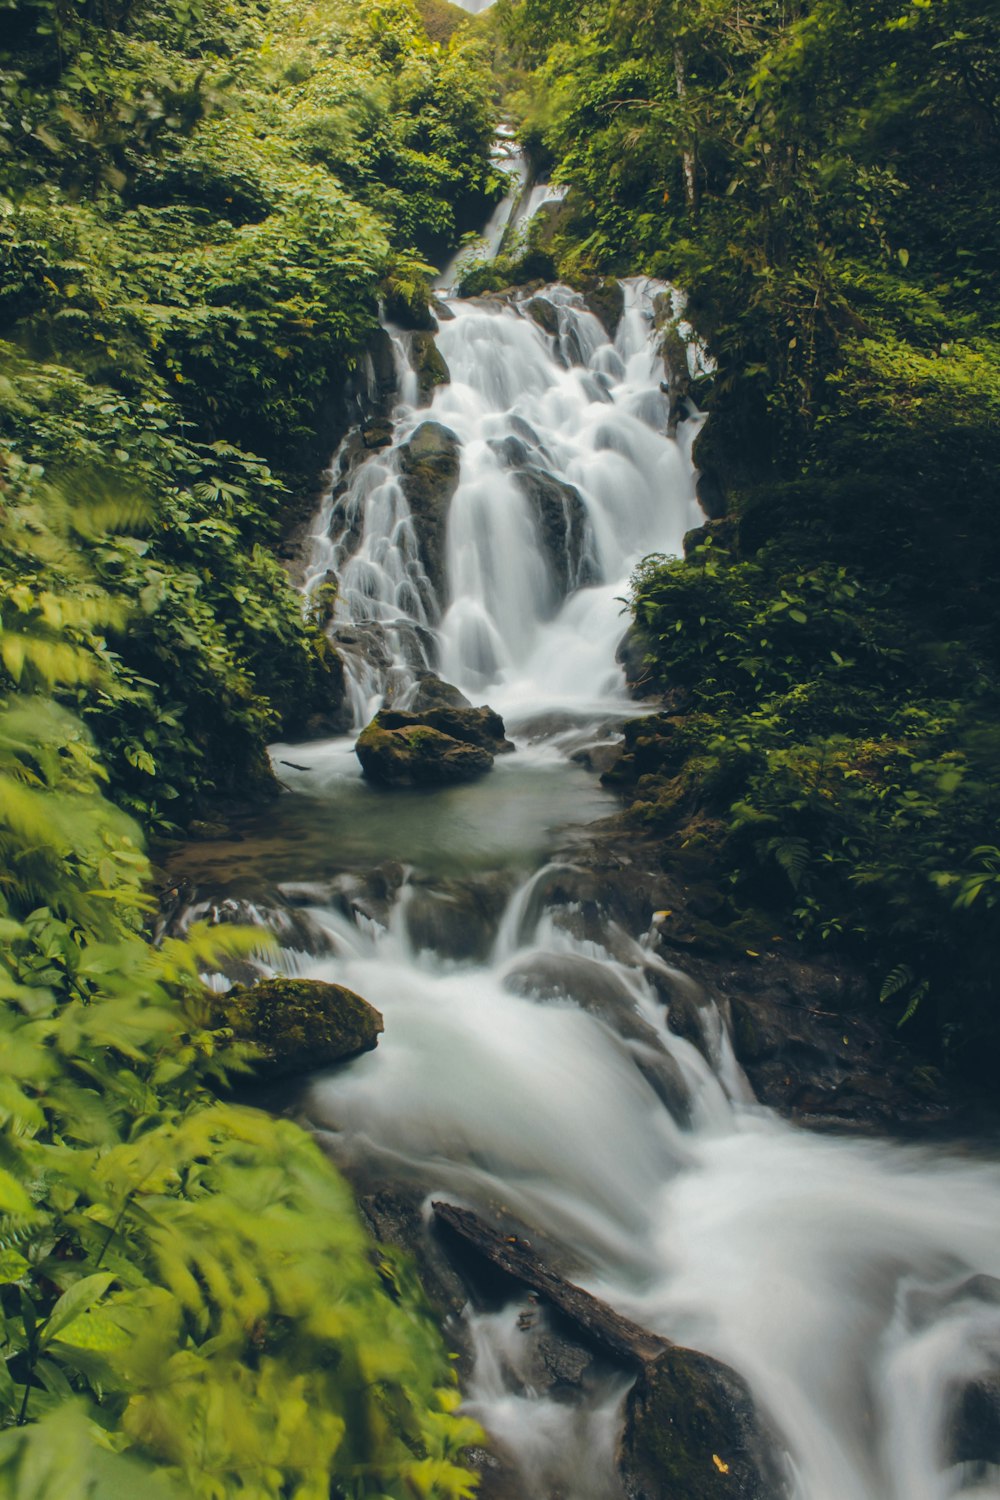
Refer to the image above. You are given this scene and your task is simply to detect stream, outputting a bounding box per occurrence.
[173,242,1000,1497]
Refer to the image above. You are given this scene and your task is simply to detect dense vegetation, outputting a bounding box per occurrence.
[496,0,1000,1076]
[1,0,500,828]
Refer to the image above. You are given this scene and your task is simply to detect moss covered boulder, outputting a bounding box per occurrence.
[618,1347,786,1500]
[356,701,513,787]
[398,421,461,597]
[356,718,494,787]
[217,977,384,1081]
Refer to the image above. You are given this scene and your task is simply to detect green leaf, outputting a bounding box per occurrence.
[41,1275,116,1347]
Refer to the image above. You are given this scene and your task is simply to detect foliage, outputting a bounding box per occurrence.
[0,511,482,1496]
[627,540,1000,1075]
[0,0,500,829]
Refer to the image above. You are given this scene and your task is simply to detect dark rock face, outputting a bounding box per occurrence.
[696,468,728,520]
[619,1347,787,1500]
[657,320,692,436]
[513,468,595,597]
[615,623,658,699]
[409,330,451,406]
[216,977,383,1080]
[405,672,472,713]
[583,277,626,339]
[398,420,461,599]
[946,1372,1000,1465]
[383,286,436,331]
[526,296,560,337]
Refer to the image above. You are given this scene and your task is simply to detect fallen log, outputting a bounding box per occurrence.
[431,1200,669,1368]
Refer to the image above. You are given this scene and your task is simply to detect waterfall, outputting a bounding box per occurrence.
[180,267,1000,1500]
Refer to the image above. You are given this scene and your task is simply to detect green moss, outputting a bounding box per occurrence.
[218,977,384,1081]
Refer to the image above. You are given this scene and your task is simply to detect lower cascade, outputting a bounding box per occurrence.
[178,276,1000,1500]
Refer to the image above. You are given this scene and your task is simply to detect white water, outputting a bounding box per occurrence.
[244,270,1000,1498]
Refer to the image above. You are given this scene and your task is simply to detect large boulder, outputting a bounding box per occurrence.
[512,468,595,597]
[355,701,513,787]
[619,1347,787,1500]
[398,421,461,598]
[216,977,383,1081]
[356,720,493,786]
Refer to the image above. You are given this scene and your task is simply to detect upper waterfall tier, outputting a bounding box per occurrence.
[306,279,705,728]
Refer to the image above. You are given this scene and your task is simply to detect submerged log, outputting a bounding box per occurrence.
[431,1200,668,1367]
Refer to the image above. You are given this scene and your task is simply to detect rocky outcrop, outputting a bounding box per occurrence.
[397,420,461,598]
[409,331,450,406]
[946,1368,1000,1466]
[405,671,472,713]
[512,468,595,598]
[583,277,625,339]
[619,1347,787,1500]
[355,701,513,787]
[526,296,560,337]
[215,977,383,1080]
[432,1201,784,1500]
[615,623,658,699]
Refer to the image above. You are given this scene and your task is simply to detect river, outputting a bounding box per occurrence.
[174,261,1000,1499]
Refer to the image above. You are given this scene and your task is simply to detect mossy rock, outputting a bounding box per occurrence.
[619,1346,786,1500]
[356,719,494,787]
[410,332,451,406]
[217,978,384,1081]
[581,277,625,339]
[397,421,462,597]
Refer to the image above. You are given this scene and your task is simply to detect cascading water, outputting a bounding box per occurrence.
[180,268,1000,1500]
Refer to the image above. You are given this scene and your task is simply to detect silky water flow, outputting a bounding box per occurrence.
[205,276,1000,1500]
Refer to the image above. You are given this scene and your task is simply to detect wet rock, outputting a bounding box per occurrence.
[487,434,534,469]
[409,330,450,406]
[367,326,399,411]
[619,1346,787,1500]
[215,977,383,1081]
[513,468,594,597]
[570,739,626,776]
[583,278,625,339]
[383,286,436,331]
[615,623,658,700]
[658,321,692,436]
[946,1372,1000,1465]
[431,297,456,322]
[361,418,394,450]
[355,718,494,787]
[398,421,461,597]
[526,295,560,337]
[433,1201,668,1367]
[406,672,473,713]
[696,468,728,520]
[377,704,514,755]
[405,874,513,962]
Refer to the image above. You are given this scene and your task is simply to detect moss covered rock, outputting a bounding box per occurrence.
[217,977,383,1081]
[619,1346,786,1500]
[398,421,462,597]
[356,719,494,787]
[410,331,451,406]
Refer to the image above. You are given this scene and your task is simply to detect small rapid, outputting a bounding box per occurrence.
[178,266,1000,1500]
